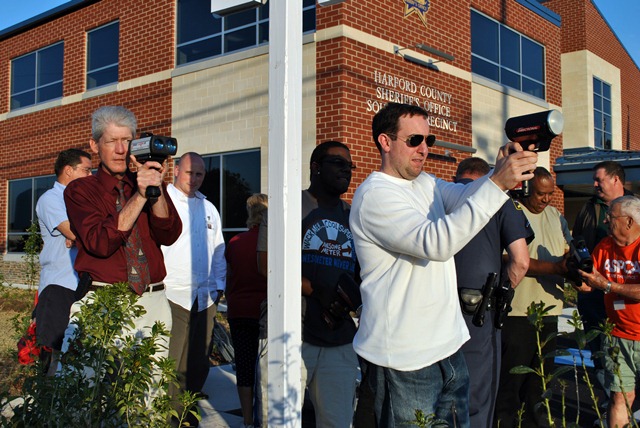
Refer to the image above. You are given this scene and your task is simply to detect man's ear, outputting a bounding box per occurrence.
[63,164,74,178]
[378,134,392,153]
[89,138,99,154]
[311,161,320,176]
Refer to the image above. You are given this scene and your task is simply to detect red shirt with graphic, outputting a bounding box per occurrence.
[593,235,640,340]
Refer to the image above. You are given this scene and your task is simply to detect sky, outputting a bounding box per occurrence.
[0,0,639,66]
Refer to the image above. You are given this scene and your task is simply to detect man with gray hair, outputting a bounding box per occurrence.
[573,161,631,401]
[64,106,181,377]
[579,195,640,428]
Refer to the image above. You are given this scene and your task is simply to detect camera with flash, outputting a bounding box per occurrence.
[129,133,178,198]
[505,110,564,198]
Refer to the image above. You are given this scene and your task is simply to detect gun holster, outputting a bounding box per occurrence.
[459,288,483,316]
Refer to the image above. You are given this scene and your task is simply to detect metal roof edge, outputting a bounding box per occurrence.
[0,0,99,42]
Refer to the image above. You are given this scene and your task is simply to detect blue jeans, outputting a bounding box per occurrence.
[364,350,470,427]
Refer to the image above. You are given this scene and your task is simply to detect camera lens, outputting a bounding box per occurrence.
[152,138,165,152]
[166,139,177,154]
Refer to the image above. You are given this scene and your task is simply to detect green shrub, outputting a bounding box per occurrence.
[1,282,198,427]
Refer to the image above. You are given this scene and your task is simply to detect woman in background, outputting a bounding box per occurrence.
[225,193,268,428]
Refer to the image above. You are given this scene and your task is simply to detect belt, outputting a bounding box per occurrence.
[87,281,165,293]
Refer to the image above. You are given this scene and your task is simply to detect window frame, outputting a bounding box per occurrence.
[197,149,261,240]
[86,20,120,90]
[593,76,612,150]
[176,0,316,66]
[471,9,546,100]
[6,175,57,254]
[10,41,64,110]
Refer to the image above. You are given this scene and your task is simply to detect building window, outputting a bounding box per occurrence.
[471,10,545,99]
[198,149,261,241]
[87,21,119,90]
[10,42,64,110]
[7,175,56,253]
[177,0,316,65]
[594,77,612,149]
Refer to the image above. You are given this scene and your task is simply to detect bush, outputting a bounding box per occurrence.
[1,283,198,427]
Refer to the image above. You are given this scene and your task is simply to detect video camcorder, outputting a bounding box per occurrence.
[566,235,593,286]
[129,133,178,199]
[505,110,564,198]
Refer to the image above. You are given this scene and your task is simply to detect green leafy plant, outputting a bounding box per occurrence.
[560,309,605,427]
[508,301,573,427]
[1,282,198,427]
[21,221,42,290]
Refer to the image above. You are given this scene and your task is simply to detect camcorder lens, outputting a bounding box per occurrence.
[166,139,177,153]
[153,138,165,152]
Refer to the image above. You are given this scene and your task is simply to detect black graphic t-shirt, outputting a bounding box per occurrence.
[301,190,358,346]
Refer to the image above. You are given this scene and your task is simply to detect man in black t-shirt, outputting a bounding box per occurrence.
[258,141,360,427]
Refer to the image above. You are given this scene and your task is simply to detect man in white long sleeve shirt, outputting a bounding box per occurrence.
[349,102,538,427]
[162,152,226,421]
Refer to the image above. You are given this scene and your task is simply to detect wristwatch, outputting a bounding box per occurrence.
[604,281,612,294]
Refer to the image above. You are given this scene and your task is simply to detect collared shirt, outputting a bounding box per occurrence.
[162,183,226,311]
[64,167,182,284]
[36,181,78,293]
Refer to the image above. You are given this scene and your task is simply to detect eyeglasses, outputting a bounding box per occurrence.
[387,133,436,148]
[73,166,93,174]
[605,212,629,221]
[321,158,356,170]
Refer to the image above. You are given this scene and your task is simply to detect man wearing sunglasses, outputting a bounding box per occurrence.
[257,140,361,427]
[349,102,538,427]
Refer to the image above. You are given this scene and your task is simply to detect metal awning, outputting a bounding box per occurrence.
[554,148,640,195]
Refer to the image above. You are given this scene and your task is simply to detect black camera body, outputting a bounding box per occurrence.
[566,236,593,286]
[570,236,593,273]
[129,133,178,198]
[505,110,563,198]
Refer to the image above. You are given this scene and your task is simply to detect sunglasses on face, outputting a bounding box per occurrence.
[321,157,356,170]
[387,133,436,148]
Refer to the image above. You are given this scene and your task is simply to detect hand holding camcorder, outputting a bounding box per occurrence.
[505,110,563,198]
[129,133,178,199]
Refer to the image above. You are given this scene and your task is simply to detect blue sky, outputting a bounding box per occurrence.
[1,0,639,67]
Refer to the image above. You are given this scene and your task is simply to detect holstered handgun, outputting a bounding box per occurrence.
[472,272,498,327]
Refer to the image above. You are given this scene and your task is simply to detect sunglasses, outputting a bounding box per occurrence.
[387,133,436,148]
[321,157,356,170]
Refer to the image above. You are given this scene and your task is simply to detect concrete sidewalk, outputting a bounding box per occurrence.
[199,363,244,428]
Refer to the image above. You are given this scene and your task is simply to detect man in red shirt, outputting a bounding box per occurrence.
[579,195,640,427]
[63,106,181,392]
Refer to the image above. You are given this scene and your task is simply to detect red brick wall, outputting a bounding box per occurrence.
[0,0,176,255]
[547,0,640,151]
[317,0,563,204]
[0,82,173,254]
[0,0,175,113]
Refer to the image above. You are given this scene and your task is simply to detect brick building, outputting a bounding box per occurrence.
[1,0,639,285]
